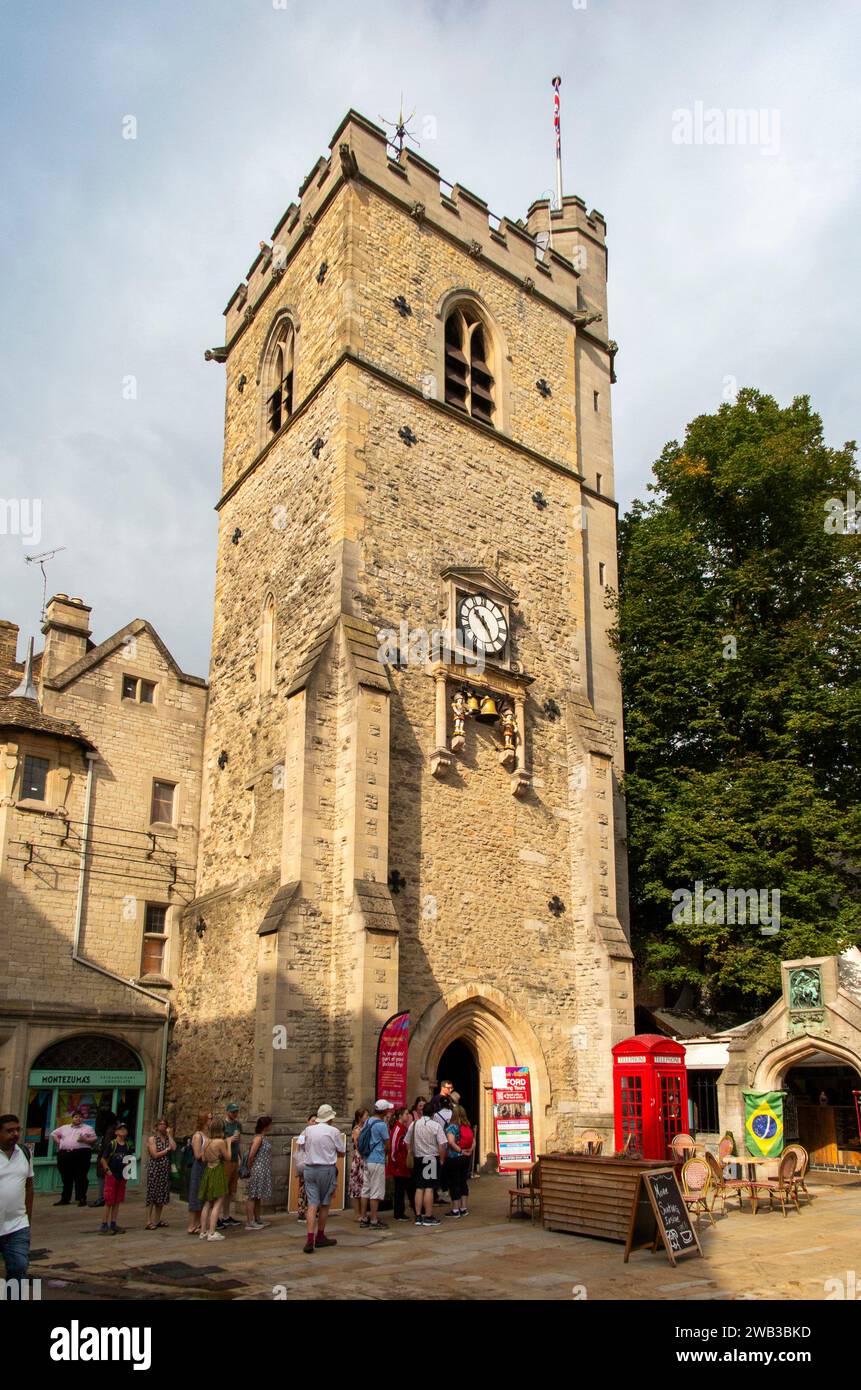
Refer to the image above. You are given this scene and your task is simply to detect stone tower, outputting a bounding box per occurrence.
[170,110,633,1165]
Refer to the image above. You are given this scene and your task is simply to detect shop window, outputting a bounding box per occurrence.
[22,754,50,800]
[141,903,168,976]
[150,780,176,825]
[689,1070,721,1133]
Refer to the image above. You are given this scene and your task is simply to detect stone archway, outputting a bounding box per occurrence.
[752,1034,861,1092]
[408,984,553,1160]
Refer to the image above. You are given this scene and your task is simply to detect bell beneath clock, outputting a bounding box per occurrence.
[475,694,499,723]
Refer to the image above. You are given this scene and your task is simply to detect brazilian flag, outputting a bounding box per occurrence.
[743,1091,785,1157]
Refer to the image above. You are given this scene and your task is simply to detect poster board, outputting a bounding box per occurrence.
[623,1167,703,1267]
[286,1136,346,1215]
[491,1065,535,1172]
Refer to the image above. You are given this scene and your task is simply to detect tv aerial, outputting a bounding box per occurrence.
[25,546,66,621]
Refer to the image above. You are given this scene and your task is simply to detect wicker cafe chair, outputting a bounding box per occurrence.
[717,1134,735,1163]
[671,1132,697,1162]
[704,1149,749,1215]
[747,1150,801,1217]
[680,1157,716,1227]
[579,1129,604,1156]
[782,1144,812,1205]
[508,1161,542,1222]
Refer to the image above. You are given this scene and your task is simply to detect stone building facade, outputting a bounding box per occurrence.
[169,109,634,1168]
[0,599,206,1189]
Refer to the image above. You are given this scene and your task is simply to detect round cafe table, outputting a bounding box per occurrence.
[730,1156,780,1214]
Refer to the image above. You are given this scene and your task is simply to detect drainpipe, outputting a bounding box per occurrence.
[72,750,171,1115]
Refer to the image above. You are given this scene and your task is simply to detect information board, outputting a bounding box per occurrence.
[491,1065,535,1172]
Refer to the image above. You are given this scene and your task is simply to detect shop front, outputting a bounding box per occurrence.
[25,1035,147,1192]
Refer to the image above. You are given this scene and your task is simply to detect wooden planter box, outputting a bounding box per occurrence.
[539,1153,672,1241]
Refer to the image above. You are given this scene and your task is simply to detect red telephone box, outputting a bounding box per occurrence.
[612,1035,689,1160]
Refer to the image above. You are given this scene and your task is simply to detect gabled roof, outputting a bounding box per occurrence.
[41,619,207,691]
[0,696,97,751]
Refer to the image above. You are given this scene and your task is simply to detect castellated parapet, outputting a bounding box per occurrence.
[222,111,611,348]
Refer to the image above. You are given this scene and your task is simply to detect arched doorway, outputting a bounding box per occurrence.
[782,1053,861,1168]
[437,1037,480,1151]
[409,984,553,1162]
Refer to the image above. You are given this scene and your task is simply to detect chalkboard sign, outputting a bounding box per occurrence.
[623,1167,703,1267]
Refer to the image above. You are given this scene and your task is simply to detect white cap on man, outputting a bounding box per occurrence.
[374,1099,394,1112]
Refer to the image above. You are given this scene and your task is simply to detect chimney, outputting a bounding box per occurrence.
[0,619,20,683]
[41,595,92,681]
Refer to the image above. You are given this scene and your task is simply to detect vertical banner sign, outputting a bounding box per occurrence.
[492,1065,535,1172]
[375,1012,410,1109]
[743,1090,785,1157]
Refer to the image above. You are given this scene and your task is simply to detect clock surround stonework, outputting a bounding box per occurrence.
[168,110,634,1177]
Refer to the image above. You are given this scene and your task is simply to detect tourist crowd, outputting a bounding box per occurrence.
[0,1079,476,1289]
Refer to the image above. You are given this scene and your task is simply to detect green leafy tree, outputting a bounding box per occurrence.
[614,389,861,1013]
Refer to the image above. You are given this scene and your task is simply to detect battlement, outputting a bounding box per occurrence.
[223,109,608,345]
[525,195,608,246]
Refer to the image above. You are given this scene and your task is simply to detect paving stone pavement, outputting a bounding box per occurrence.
[27,1173,861,1302]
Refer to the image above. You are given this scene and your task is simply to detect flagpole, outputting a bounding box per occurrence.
[552,75,563,210]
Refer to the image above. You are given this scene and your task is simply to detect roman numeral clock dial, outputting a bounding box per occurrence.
[458,593,508,656]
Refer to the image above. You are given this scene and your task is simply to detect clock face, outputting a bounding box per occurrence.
[458,593,508,655]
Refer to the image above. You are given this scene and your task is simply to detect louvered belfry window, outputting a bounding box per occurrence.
[267,326,295,435]
[444,305,495,426]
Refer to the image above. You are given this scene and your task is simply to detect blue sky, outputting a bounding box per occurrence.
[1,0,858,675]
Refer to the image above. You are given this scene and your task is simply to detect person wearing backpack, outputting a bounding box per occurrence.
[0,1114,33,1289]
[445,1106,474,1217]
[359,1099,393,1229]
[100,1121,133,1235]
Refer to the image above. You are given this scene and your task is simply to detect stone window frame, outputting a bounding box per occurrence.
[121,673,157,707]
[139,899,172,981]
[434,288,510,435]
[256,307,301,450]
[258,591,277,698]
[14,737,62,812]
[148,776,178,832]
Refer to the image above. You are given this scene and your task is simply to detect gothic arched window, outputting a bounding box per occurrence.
[259,593,276,695]
[444,303,495,426]
[265,323,295,436]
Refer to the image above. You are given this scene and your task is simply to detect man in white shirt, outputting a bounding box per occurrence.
[49,1109,97,1206]
[300,1103,346,1255]
[407,1097,448,1227]
[0,1114,33,1288]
